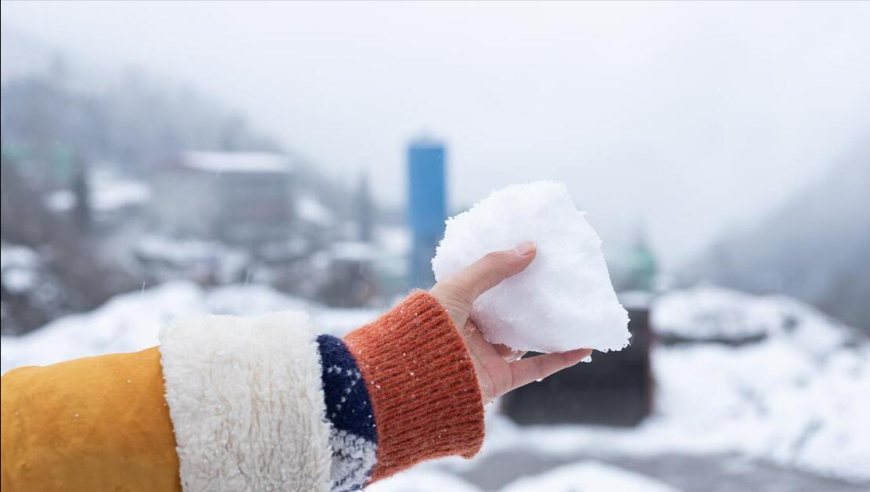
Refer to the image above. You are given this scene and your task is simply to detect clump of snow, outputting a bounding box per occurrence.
[432,181,629,353]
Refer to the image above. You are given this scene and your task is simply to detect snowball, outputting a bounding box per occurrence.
[431,181,630,353]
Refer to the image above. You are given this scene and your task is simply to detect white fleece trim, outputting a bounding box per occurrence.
[159,311,331,492]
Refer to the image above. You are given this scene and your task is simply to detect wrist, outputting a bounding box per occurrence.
[343,290,485,482]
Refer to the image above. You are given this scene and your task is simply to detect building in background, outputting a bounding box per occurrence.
[407,137,447,288]
[502,293,654,427]
[152,151,296,246]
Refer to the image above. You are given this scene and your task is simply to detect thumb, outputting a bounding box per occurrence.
[438,242,536,304]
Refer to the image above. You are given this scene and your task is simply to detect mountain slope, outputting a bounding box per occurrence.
[684,137,870,330]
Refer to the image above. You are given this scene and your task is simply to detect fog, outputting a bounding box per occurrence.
[3,1,869,266]
[3,4,870,489]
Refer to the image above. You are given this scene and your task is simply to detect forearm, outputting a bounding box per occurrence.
[1,291,485,492]
[325,291,485,488]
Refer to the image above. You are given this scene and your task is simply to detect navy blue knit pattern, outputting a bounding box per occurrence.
[317,334,377,443]
[317,334,379,491]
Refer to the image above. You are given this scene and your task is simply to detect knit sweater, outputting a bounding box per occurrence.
[0,291,485,492]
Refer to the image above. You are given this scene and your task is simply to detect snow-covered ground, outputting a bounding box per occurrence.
[370,461,682,492]
[648,287,868,481]
[455,287,869,484]
[1,283,868,489]
[652,286,857,348]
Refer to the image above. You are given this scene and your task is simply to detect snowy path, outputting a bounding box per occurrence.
[456,450,870,492]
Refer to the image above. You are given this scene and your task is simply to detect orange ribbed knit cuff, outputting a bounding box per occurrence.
[343,290,485,482]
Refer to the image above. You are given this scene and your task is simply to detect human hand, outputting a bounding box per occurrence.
[429,242,592,404]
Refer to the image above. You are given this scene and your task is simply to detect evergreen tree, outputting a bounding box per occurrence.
[354,172,374,242]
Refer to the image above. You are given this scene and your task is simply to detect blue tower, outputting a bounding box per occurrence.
[407,138,447,288]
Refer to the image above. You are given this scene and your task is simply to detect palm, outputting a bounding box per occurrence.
[463,320,521,401]
[430,245,591,404]
[462,319,590,403]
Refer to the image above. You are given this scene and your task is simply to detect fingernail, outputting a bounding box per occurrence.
[514,241,536,257]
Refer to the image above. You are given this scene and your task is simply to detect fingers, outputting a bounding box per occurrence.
[439,242,536,304]
[507,348,592,392]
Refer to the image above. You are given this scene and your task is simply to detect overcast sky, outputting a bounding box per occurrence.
[3,1,869,267]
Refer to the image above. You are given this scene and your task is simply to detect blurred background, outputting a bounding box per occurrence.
[1,2,868,491]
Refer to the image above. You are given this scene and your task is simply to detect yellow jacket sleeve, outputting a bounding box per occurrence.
[2,311,333,492]
[1,347,181,492]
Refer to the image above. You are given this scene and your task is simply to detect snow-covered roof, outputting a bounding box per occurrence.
[91,175,151,211]
[652,287,771,340]
[296,193,334,226]
[0,243,39,271]
[1,243,41,295]
[180,151,295,174]
[651,286,853,351]
[43,170,151,213]
[331,241,381,262]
